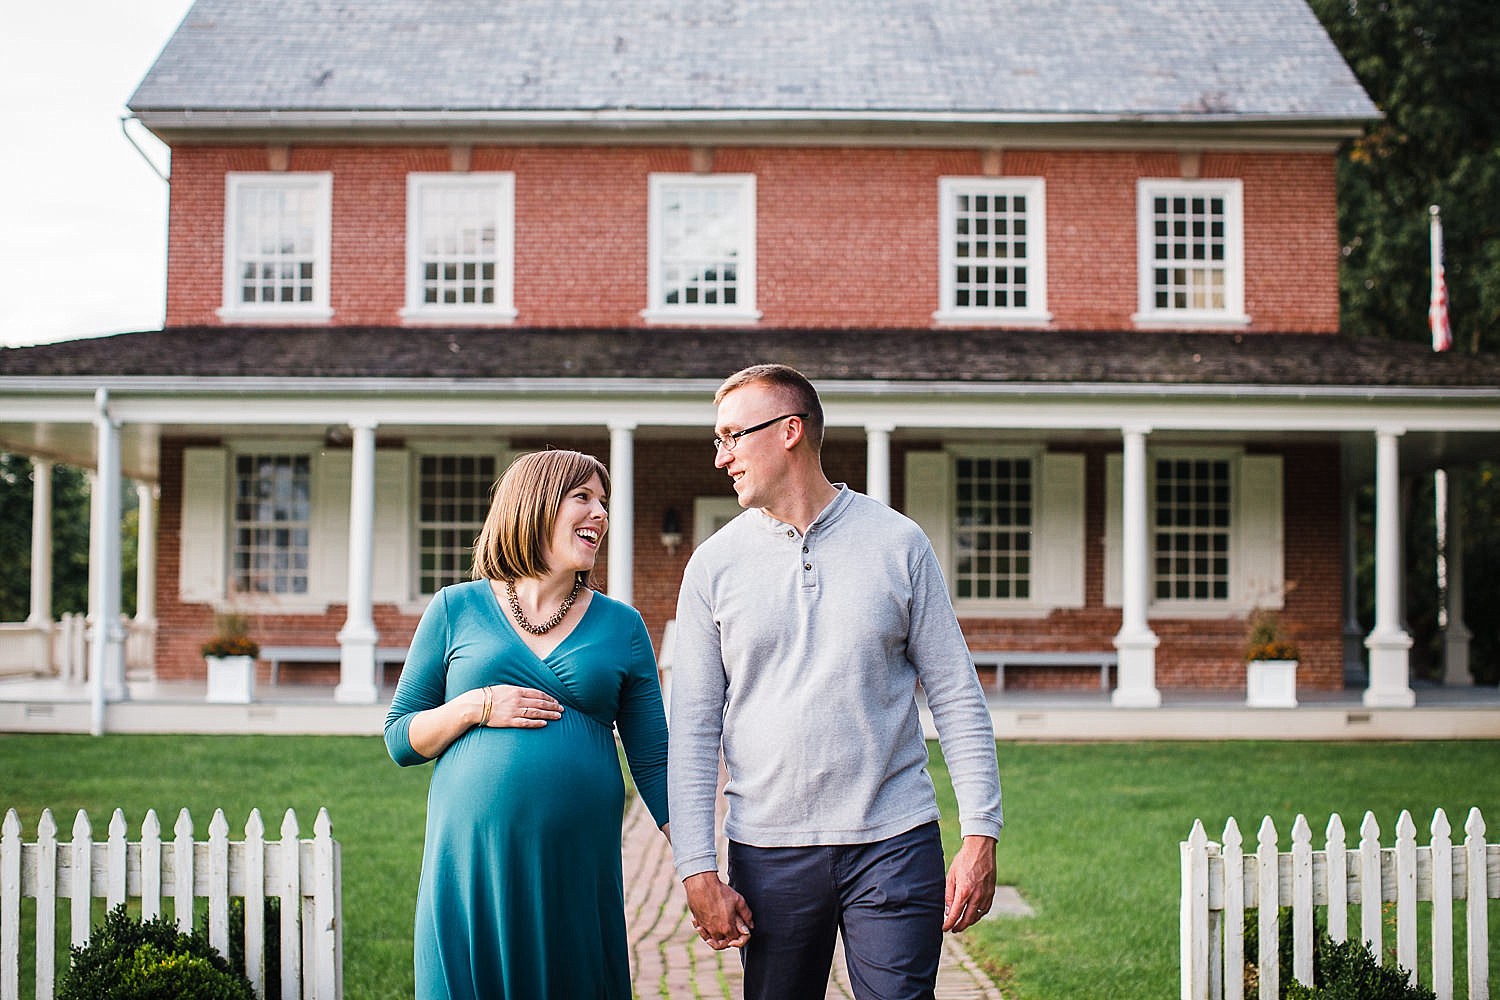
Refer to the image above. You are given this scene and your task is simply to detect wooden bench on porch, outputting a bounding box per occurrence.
[969,650,1117,691]
[262,645,410,686]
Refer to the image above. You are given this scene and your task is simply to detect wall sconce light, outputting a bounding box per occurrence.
[660,507,684,555]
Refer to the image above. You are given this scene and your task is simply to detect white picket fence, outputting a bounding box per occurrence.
[1181,807,1498,1000]
[1,807,341,1000]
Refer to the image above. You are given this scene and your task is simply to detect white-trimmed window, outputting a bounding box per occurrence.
[232,452,313,595]
[1105,448,1284,613]
[936,177,1049,324]
[220,173,332,321]
[1153,456,1232,601]
[644,174,759,324]
[1135,179,1247,326]
[905,448,1085,614]
[416,453,497,595]
[952,454,1034,600]
[403,173,516,323]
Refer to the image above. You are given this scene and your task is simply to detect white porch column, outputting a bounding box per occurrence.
[865,422,893,506]
[88,389,127,734]
[1341,484,1365,685]
[1440,470,1472,685]
[335,421,380,704]
[27,458,53,626]
[134,482,157,625]
[608,422,636,605]
[1364,428,1415,707]
[1113,425,1161,707]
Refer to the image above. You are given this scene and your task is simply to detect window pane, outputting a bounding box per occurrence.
[657,184,745,309]
[948,184,1035,311]
[1148,188,1230,313]
[952,457,1034,601]
[417,182,501,310]
[233,183,320,307]
[1151,458,1231,603]
[418,454,497,594]
[231,454,312,595]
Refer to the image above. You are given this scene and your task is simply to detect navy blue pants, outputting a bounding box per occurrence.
[727,821,946,1000]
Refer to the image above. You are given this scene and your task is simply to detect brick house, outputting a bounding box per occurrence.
[1,0,1497,711]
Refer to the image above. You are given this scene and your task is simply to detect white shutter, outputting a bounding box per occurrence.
[1035,452,1085,608]
[1103,453,1123,607]
[1237,454,1285,608]
[372,450,411,603]
[179,447,227,602]
[903,451,952,576]
[310,450,351,602]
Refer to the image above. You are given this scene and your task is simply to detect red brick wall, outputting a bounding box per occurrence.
[154,436,1343,693]
[165,145,1340,333]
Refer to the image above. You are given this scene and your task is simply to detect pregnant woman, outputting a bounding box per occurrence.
[385,449,670,999]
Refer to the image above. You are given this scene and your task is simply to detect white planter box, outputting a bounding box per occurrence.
[1246,659,1297,708]
[205,654,257,703]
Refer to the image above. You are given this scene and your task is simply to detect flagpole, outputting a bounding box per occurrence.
[1429,204,1452,352]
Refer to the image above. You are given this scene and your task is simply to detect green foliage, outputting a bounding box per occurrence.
[196,896,282,999]
[0,455,100,620]
[1286,934,1437,1000]
[57,903,255,1000]
[1308,0,1500,355]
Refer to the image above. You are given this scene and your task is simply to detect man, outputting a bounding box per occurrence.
[668,363,1003,999]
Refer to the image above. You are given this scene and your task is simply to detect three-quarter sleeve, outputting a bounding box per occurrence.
[384,590,453,767]
[615,610,670,828]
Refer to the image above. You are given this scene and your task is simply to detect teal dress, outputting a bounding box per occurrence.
[384,581,669,1000]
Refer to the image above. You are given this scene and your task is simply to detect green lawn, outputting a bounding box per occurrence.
[930,740,1500,1000]
[2,735,1498,999]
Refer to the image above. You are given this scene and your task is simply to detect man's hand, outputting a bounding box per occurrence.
[942,835,997,933]
[682,871,754,950]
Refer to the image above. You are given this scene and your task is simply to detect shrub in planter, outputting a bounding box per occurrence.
[57,903,256,1000]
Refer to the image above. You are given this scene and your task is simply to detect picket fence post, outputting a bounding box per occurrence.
[1182,806,1498,1000]
[0,805,341,1000]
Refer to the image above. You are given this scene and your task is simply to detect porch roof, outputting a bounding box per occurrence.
[0,326,1496,392]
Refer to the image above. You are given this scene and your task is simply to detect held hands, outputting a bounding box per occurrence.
[683,872,753,950]
[474,685,563,729]
[942,835,998,933]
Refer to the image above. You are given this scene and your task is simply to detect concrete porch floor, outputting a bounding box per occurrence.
[2,674,1498,739]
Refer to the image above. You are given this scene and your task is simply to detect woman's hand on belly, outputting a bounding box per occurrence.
[481,685,564,729]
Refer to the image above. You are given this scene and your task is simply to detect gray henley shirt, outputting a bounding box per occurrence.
[668,485,1003,882]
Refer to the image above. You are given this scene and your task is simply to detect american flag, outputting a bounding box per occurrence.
[1429,206,1453,352]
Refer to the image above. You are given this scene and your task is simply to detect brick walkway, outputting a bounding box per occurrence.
[621,796,1004,999]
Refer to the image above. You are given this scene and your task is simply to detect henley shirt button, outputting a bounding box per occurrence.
[786,529,795,538]
[802,546,809,553]
[804,563,812,571]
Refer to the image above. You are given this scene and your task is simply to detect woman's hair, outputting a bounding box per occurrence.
[714,363,825,452]
[471,449,610,585]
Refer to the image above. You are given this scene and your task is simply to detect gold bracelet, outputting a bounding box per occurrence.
[478,686,493,727]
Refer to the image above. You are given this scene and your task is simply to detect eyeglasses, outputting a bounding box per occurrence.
[711,413,808,453]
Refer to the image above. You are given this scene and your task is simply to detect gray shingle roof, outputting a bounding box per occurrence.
[2,328,1493,390]
[128,0,1378,122]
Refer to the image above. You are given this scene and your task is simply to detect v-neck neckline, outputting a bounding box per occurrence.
[485,579,596,662]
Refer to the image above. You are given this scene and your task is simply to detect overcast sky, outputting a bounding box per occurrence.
[0,0,196,348]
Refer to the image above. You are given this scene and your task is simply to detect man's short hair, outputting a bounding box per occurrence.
[715,364,825,452]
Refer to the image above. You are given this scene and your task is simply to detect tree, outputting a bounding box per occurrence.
[1309,0,1500,353]
[1310,0,1500,685]
[0,454,136,623]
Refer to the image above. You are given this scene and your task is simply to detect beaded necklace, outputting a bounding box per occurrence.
[505,575,583,635]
